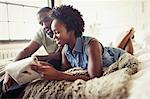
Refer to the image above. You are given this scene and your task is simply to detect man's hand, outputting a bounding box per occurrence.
[3,72,14,91]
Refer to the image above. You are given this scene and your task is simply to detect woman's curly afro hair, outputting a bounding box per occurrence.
[51,5,85,37]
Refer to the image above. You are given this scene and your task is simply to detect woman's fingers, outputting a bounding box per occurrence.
[30,64,49,73]
[30,64,38,71]
[30,63,57,79]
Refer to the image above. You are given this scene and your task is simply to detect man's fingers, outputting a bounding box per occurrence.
[3,73,10,84]
[3,73,13,91]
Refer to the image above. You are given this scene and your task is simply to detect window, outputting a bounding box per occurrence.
[0,3,9,40]
[0,0,50,40]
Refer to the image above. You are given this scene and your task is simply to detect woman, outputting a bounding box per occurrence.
[31,5,134,81]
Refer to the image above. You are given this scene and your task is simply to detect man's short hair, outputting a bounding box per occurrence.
[37,7,52,14]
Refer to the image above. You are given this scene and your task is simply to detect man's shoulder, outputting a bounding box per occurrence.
[35,28,47,39]
[31,28,45,45]
[36,28,45,35]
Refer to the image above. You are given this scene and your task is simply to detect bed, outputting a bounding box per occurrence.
[0,40,150,99]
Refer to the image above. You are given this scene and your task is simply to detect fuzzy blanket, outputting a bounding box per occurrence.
[22,53,139,99]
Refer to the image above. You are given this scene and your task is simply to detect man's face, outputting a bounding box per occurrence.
[37,11,53,37]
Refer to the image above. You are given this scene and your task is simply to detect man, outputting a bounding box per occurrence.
[15,7,60,61]
[0,7,61,97]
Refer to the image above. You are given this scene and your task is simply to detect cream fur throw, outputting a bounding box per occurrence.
[22,53,139,99]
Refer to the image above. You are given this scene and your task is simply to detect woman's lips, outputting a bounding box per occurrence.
[56,41,61,47]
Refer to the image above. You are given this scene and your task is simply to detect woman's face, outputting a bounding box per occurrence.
[51,19,70,47]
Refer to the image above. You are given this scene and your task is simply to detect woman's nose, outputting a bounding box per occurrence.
[53,34,59,43]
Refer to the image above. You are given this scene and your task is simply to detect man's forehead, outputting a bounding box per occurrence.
[38,12,50,20]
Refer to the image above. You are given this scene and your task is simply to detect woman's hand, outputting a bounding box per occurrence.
[30,62,60,80]
[30,62,91,81]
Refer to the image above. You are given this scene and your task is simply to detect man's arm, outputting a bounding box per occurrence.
[35,47,62,62]
[14,40,61,62]
[14,41,41,61]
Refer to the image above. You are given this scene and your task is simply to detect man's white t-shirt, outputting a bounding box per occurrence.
[32,28,57,53]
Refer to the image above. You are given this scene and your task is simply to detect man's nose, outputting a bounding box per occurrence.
[42,23,48,29]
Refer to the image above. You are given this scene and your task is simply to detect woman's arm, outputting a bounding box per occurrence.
[31,62,90,81]
[60,49,71,71]
[31,48,90,81]
[31,41,103,81]
[87,39,103,78]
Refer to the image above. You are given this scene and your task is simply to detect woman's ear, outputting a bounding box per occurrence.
[68,30,75,36]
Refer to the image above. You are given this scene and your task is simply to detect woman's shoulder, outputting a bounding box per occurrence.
[81,36,100,45]
[62,44,69,53]
[81,36,104,54]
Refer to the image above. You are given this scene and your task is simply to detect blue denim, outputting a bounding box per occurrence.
[63,36,125,69]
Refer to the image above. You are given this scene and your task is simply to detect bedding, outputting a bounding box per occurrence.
[0,42,150,99]
[127,51,150,99]
[22,53,139,99]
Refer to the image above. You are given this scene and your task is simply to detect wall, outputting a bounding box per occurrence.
[61,0,150,46]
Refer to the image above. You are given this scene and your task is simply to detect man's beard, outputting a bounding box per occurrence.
[44,28,53,38]
[47,31,53,38]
